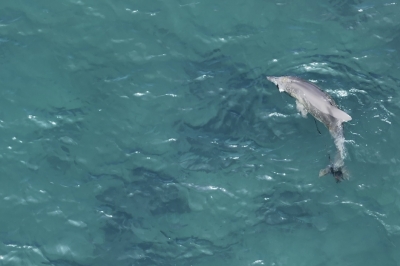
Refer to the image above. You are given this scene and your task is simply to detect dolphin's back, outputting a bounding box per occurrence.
[281,77,352,123]
[267,76,351,124]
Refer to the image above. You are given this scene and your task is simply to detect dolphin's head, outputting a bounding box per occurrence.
[266,76,285,92]
[266,76,279,85]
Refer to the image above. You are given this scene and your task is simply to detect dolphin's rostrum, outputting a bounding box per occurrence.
[267,76,352,182]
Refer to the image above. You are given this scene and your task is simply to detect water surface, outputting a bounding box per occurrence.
[1,0,400,265]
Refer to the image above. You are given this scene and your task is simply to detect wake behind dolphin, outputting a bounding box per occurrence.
[266,76,352,182]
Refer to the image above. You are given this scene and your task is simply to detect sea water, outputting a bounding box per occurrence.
[0,0,400,265]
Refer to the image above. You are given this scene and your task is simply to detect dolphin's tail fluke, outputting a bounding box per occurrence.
[319,152,350,182]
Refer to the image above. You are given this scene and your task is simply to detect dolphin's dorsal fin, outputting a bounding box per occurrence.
[329,106,352,123]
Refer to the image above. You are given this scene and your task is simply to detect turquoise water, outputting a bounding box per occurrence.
[1,0,400,265]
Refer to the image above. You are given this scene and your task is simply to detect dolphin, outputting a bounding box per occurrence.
[266,76,352,182]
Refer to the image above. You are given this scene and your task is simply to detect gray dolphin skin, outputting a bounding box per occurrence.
[267,76,352,182]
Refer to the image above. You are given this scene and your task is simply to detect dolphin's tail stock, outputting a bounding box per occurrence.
[329,122,347,167]
[319,123,350,183]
